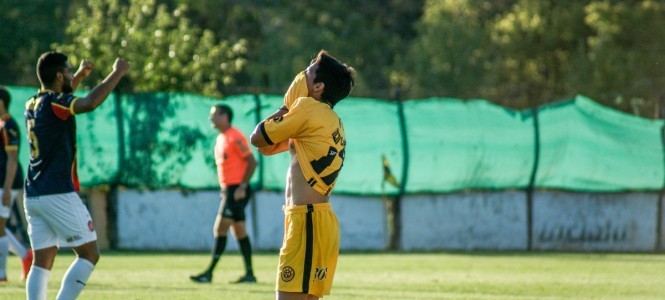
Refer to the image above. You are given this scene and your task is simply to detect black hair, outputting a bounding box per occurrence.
[313,50,355,107]
[214,104,233,123]
[0,86,10,108]
[37,51,69,87]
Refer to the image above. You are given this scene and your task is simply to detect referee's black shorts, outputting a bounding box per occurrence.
[217,184,252,221]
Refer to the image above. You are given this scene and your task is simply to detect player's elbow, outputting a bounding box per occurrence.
[250,131,260,147]
[250,128,266,147]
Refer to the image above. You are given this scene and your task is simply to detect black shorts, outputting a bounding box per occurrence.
[217,185,252,221]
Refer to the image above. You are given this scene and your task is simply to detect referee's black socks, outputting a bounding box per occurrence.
[238,237,254,276]
[207,236,227,273]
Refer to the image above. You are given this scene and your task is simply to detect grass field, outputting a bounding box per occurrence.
[2,251,665,299]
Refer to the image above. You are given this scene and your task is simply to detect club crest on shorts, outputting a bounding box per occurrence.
[281,266,295,282]
[88,220,95,232]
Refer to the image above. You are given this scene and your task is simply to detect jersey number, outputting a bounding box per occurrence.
[26,119,40,158]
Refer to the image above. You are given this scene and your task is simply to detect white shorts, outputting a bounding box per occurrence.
[0,189,19,218]
[24,192,97,250]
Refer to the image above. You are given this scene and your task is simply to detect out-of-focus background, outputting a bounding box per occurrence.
[2,0,665,254]
[3,0,665,114]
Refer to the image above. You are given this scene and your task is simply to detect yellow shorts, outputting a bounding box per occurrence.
[276,203,339,298]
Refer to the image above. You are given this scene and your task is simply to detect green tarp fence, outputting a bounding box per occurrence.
[4,86,664,195]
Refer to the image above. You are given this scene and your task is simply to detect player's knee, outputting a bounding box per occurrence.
[76,246,100,265]
[83,251,100,265]
[215,228,228,237]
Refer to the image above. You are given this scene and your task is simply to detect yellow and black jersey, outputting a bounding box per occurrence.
[283,71,307,110]
[260,97,346,196]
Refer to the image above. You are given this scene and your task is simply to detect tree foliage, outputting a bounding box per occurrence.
[575,0,665,117]
[2,0,665,117]
[401,0,665,115]
[55,0,246,97]
[0,0,78,86]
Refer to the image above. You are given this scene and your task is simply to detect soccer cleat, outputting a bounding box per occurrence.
[21,249,34,281]
[189,271,212,283]
[232,274,257,284]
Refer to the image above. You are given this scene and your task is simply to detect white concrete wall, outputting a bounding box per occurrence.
[401,192,528,251]
[117,190,387,251]
[532,191,658,251]
[117,190,244,251]
[115,189,663,252]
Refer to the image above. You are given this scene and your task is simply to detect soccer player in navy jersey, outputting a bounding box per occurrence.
[0,86,32,282]
[23,52,129,300]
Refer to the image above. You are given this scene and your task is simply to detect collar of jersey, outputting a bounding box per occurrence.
[38,89,57,94]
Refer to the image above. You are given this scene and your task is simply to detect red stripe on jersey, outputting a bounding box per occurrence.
[72,157,80,192]
[52,103,72,120]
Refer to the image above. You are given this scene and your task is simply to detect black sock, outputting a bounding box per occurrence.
[238,237,254,276]
[206,236,227,274]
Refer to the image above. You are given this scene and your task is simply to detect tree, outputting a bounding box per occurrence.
[488,0,591,108]
[0,0,82,86]
[54,0,248,187]
[55,0,246,97]
[240,0,424,98]
[398,0,499,100]
[570,0,665,117]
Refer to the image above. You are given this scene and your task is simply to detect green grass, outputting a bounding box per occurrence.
[2,251,665,299]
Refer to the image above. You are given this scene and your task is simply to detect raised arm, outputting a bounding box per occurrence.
[73,58,130,114]
[250,105,289,151]
[71,59,94,91]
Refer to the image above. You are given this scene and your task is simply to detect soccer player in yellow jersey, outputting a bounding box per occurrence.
[250,50,354,300]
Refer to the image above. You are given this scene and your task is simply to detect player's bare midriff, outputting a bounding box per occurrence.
[284,147,329,206]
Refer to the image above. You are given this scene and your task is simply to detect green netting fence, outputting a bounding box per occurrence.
[4,86,664,195]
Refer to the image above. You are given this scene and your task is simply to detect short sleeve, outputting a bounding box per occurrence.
[3,120,20,150]
[232,132,253,158]
[51,93,79,120]
[260,98,310,145]
[283,71,308,110]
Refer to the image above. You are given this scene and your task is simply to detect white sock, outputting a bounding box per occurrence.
[26,266,50,300]
[0,236,7,278]
[6,230,27,258]
[55,258,95,300]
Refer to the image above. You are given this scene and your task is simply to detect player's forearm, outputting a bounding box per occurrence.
[241,158,257,185]
[3,157,17,191]
[250,106,288,147]
[75,70,125,113]
[262,106,289,122]
[257,141,289,155]
[71,72,87,91]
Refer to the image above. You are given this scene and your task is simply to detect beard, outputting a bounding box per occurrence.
[62,83,73,94]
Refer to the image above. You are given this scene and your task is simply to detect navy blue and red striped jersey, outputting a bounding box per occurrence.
[24,90,80,197]
[0,114,24,189]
